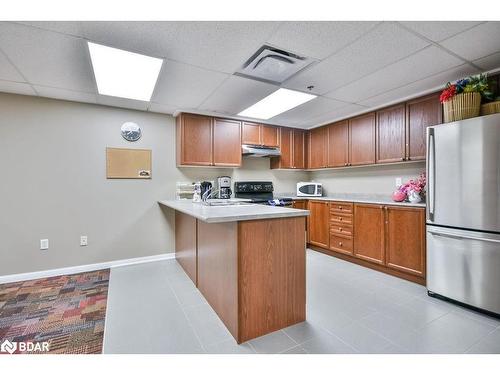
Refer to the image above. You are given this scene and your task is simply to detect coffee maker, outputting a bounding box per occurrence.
[217,176,232,199]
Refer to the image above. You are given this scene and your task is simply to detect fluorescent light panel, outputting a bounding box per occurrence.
[88,42,163,101]
[238,88,317,119]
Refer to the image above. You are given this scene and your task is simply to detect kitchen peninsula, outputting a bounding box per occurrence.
[159,200,309,343]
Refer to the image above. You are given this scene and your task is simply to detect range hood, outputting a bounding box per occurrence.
[242,144,281,158]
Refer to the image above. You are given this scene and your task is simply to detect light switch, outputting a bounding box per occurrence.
[80,236,88,246]
[40,239,49,250]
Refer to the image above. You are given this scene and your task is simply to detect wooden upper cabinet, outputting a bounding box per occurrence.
[242,122,261,145]
[349,113,376,166]
[386,207,426,277]
[177,113,213,166]
[376,104,406,164]
[242,122,278,147]
[308,201,330,248]
[308,126,328,169]
[262,125,279,147]
[271,128,305,169]
[353,204,385,265]
[327,120,349,167]
[292,129,306,169]
[406,93,442,161]
[213,118,242,167]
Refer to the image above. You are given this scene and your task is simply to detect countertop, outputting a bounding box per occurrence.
[276,193,426,208]
[158,200,309,223]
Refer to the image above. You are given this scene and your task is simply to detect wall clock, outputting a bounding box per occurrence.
[121,122,142,142]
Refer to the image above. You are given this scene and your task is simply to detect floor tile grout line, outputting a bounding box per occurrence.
[163,268,208,353]
[464,326,500,354]
[281,328,300,346]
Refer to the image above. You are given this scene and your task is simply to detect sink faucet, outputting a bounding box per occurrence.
[202,188,220,205]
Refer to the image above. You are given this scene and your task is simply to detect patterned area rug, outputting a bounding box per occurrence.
[0,269,110,354]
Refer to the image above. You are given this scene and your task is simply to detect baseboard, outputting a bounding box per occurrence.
[0,252,176,284]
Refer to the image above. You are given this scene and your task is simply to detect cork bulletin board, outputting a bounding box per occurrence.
[106,147,152,179]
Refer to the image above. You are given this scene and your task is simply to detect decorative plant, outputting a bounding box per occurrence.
[439,73,494,103]
[399,172,426,196]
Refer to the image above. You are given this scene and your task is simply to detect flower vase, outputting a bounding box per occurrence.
[407,190,422,204]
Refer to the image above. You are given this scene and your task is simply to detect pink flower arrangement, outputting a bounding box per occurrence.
[392,172,426,202]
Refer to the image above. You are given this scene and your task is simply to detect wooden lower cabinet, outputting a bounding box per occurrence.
[386,206,426,277]
[307,201,426,284]
[308,200,330,248]
[175,212,198,284]
[353,204,385,265]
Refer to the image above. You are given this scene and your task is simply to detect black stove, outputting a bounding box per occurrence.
[234,181,293,207]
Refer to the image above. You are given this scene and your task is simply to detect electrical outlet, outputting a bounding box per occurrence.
[395,177,402,188]
[80,236,88,246]
[40,239,49,250]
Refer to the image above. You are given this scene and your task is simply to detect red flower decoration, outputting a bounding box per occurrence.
[439,84,457,103]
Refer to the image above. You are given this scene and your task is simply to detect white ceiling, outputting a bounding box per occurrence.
[0,21,499,129]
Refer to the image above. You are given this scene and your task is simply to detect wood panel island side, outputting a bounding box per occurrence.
[159,200,309,343]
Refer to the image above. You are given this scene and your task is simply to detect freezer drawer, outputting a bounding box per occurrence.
[427,225,500,315]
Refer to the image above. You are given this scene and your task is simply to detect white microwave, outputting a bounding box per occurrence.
[297,182,323,197]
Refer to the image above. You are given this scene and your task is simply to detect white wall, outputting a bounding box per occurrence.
[309,162,426,195]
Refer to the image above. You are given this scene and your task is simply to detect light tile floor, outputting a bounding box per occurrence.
[103,249,500,354]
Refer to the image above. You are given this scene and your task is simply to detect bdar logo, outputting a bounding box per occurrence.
[1,339,17,354]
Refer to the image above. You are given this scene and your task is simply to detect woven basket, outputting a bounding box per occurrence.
[443,92,481,123]
[480,100,500,116]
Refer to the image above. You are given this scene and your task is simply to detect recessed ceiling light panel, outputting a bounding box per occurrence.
[238,88,317,120]
[88,42,163,101]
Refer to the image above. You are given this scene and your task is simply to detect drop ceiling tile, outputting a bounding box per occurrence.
[266,21,379,60]
[198,75,277,115]
[81,21,181,58]
[473,52,500,71]
[16,21,84,37]
[152,60,228,109]
[271,97,350,126]
[303,103,368,128]
[34,85,97,104]
[439,22,500,61]
[0,79,36,96]
[283,22,430,95]
[148,102,176,115]
[0,22,95,92]
[325,46,463,103]
[358,64,479,108]
[97,95,149,111]
[165,22,280,73]
[400,21,483,42]
[0,50,24,82]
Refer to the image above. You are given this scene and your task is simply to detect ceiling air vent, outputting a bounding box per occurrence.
[236,46,314,84]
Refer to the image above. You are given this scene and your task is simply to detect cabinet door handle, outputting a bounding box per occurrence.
[401,157,405,161]
[339,228,343,231]
[339,242,343,246]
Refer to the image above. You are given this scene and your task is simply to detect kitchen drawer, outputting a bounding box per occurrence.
[330,201,353,214]
[330,213,353,225]
[329,233,353,255]
[330,223,353,237]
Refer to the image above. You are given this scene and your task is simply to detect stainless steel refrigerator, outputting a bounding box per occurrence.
[426,113,500,315]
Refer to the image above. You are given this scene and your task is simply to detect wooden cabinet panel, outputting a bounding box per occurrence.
[273,127,293,169]
[386,207,426,277]
[353,204,385,264]
[292,200,307,210]
[213,118,242,167]
[329,233,353,255]
[177,114,213,166]
[327,120,349,167]
[349,113,376,166]
[292,129,305,169]
[376,104,406,164]
[330,212,353,225]
[406,93,442,161]
[175,212,197,285]
[308,200,330,248]
[262,125,279,147]
[242,122,261,145]
[330,201,353,214]
[308,126,328,169]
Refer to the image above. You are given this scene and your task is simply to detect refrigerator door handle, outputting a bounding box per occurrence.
[427,128,435,221]
[427,228,500,244]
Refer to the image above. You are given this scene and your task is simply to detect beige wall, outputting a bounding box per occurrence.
[309,162,426,195]
[0,93,307,276]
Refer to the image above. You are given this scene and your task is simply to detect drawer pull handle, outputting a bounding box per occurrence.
[339,242,343,246]
[339,228,342,231]
[339,217,343,221]
[339,206,342,209]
